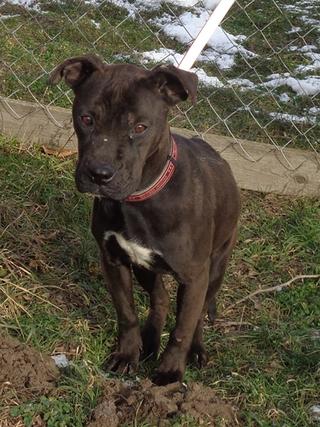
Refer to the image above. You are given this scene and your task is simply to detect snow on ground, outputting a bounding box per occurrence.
[264,74,320,96]
[108,0,222,12]
[91,19,101,29]
[269,112,317,125]
[4,0,320,125]
[103,0,221,16]
[309,107,320,115]
[282,1,320,29]
[296,52,320,73]
[4,0,41,10]
[154,10,256,70]
[310,405,320,421]
[287,26,302,34]
[0,13,20,19]
[227,78,256,90]
[141,48,223,87]
[279,93,291,103]
[142,48,183,66]
[6,0,33,5]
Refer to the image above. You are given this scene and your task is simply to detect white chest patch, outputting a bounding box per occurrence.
[104,231,160,269]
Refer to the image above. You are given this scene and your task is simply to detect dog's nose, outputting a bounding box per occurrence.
[89,164,115,185]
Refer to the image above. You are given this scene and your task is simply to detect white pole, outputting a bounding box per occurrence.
[178,0,236,71]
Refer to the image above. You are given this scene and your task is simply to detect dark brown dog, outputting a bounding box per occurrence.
[50,54,240,385]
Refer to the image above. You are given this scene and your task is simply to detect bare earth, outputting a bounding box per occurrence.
[0,334,236,426]
[88,378,237,426]
[0,333,60,399]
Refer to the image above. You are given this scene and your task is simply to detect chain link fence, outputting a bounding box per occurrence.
[0,0,319,169]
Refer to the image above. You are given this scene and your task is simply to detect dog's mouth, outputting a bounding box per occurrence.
[75,159,142,201]
[76,177,137,201]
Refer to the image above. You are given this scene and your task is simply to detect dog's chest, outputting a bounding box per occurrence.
[104,231,158,269]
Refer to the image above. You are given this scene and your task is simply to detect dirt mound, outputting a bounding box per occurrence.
[0,333,60,398]
[88,378,237,427]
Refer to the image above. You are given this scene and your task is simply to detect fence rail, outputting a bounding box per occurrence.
[1,0,319,194]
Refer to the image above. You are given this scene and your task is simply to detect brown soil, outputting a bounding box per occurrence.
[88,378,237,427]
[0,333,60,399]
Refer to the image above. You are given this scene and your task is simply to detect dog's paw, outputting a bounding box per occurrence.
[104,352,139,375]
[153,351,186,385]
[188,343,208,368]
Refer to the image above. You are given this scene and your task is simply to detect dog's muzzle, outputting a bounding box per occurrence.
[88,163,116,186]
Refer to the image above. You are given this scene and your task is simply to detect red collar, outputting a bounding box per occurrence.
[125,136,178,202]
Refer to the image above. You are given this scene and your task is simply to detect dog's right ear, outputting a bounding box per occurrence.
[49,54,104,89]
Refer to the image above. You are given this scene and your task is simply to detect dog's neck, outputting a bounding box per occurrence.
[138,126,173,191]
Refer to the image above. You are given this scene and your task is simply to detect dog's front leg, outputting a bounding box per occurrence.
[154,265,209,385]
[101,252,142,374]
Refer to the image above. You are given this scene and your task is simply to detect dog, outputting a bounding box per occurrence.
[50,54,240,385]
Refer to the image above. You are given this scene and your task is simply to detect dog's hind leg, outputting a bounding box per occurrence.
[207,266,227,323]
[188,310,208,367]
[133,267,169,360]
[207,228,238,323]
[189,231,237,366]
[188,267,226,367]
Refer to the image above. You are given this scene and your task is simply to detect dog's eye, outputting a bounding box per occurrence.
[134,124,147,134]
[80,115,93,126]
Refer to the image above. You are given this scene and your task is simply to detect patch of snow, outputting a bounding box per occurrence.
[279,93,291,103]
[228,78,256,90]
[194,68,223,87]
[264,74,320,96]
[6,0,40,10]
[199,49,235,70]
[108,0,222,11]
[288,45,317,53]
[300,15,320,26]
[91,19,101,29]
[155,10,256,70]
[202,0,221,9]
[296,52,320,73]
[282,1,320,30]
[141,48,183,66]
[287,26,301,34]
[7,0,33,5]
[0,14,20,20]
[308,107,320,115]
[310,405,320,421]
[142,48,223,87]
[142,48,260,90]
[236,106,260,114]
[269,112,316,125]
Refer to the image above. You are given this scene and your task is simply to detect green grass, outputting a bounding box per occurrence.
[0,0,319,149]
[0,137,319,426]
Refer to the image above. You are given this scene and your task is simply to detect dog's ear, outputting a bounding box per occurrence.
[149,64,198,105]
[49,54,104,89]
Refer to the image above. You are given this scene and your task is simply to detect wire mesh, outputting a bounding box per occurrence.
[1,0,319,168]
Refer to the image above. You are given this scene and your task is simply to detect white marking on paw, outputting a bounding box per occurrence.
[104,231,160,269]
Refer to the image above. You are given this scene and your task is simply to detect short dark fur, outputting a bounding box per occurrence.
[50,55,240,385]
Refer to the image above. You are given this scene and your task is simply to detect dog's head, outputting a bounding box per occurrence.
[50,54,198,200]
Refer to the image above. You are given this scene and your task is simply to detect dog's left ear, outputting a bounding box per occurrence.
[149,65,198,105]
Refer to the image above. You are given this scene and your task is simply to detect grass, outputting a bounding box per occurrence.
[0,136,319,426]
[0,0,319,149]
